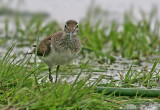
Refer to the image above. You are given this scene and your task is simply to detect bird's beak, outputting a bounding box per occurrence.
[70,31,73,42]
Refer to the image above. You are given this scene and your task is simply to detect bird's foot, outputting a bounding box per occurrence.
[49,74,53,83]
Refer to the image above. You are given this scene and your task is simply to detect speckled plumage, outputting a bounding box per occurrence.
[38,31,81,67]
[30,20,81,82]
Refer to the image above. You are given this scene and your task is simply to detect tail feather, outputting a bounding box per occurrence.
[32,45,36,47]
[26,45,36,54]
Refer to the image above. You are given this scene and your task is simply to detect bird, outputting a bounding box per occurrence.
[28,20,81,82]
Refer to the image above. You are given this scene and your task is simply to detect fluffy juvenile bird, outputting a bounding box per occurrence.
[29,20,81,82]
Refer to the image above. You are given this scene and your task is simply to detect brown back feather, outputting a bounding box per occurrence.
[37,35,53,56]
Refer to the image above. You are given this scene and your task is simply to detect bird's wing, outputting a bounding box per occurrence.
[26,35,54,56]
[28,31,65,56]
[36,35,54,56]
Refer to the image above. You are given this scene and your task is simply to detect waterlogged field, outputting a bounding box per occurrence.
[0,6,160,110]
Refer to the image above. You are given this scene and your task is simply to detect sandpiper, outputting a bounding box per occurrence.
[29,20,81,82]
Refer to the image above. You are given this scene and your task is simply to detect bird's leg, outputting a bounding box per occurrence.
[55,65,60,83]
[49,67,53,82]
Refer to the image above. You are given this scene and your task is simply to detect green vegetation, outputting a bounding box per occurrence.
[0,5,160,110]
[0,46,160,109]
[80,7,160,59]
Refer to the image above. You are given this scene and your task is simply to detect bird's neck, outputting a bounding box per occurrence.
[65,34,76,42]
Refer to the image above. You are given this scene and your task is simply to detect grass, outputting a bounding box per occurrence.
[0,46,160,109]
[79,7,160,59]
[1,7,160,59]
[0,5,160,109]
[0,47,118,109]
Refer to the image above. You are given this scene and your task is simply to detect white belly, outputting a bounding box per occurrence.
[39,50,76,67]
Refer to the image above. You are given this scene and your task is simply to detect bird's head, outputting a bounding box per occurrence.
[64,20,79,42]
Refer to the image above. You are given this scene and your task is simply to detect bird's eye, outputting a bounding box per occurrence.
[65,25,69,30]
[76,25,78,28]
